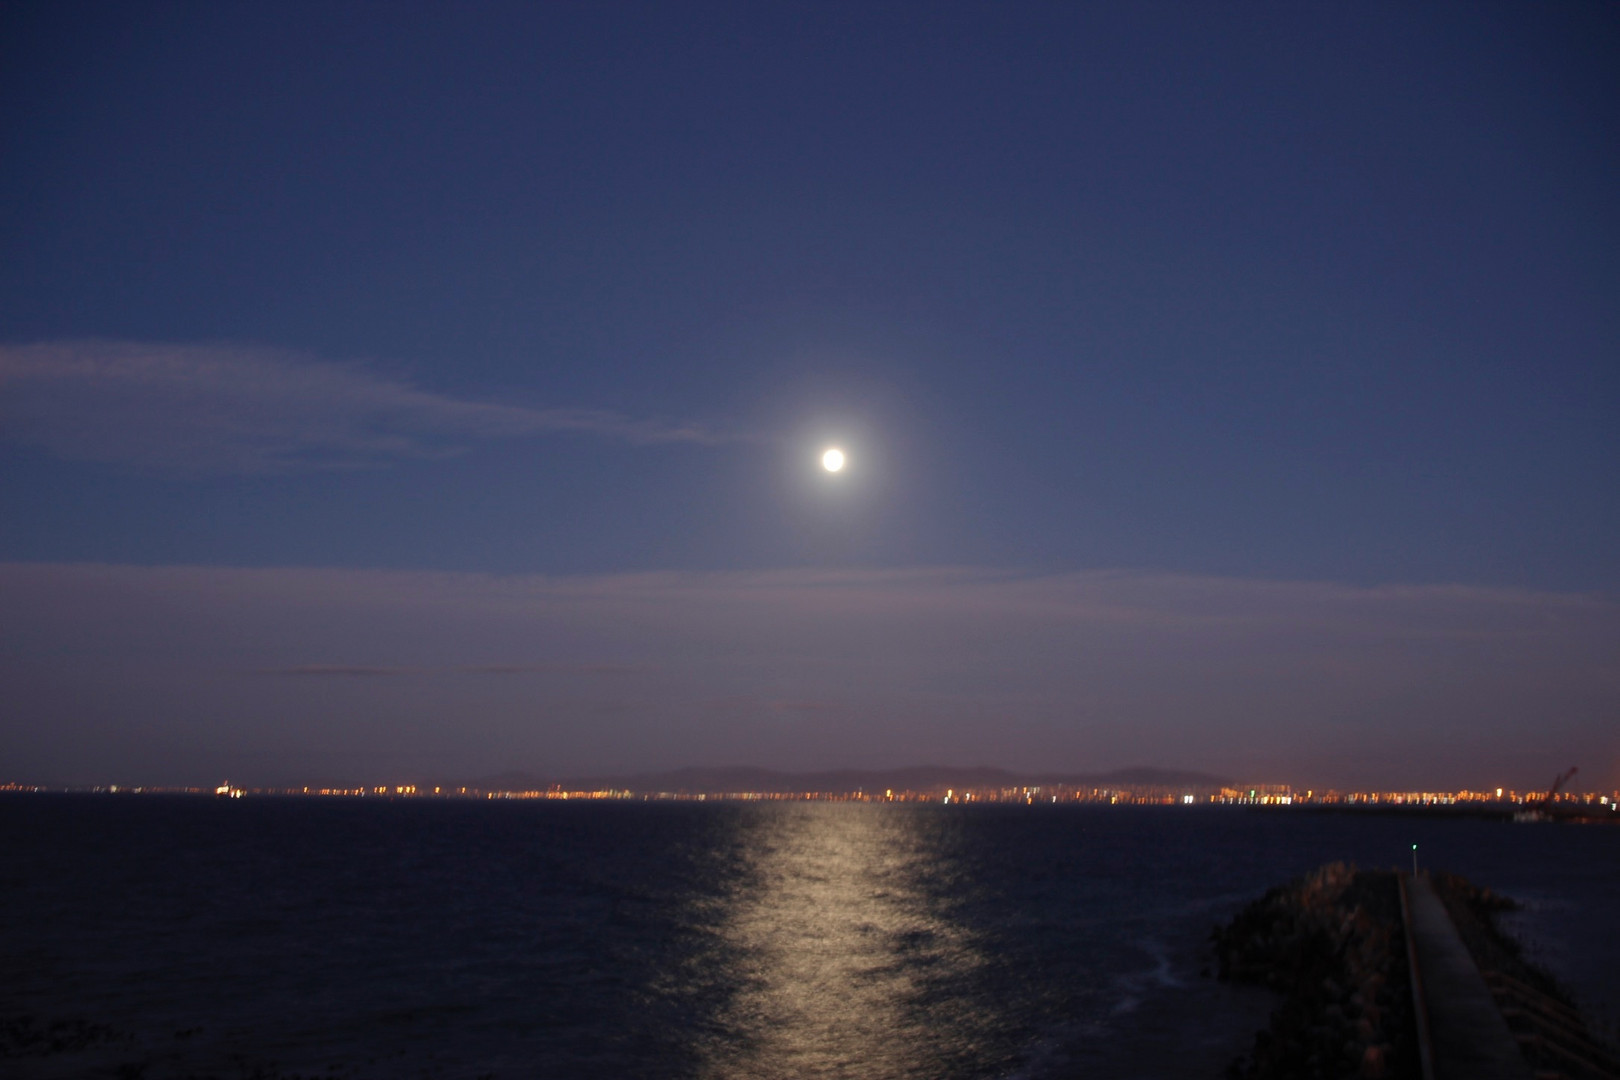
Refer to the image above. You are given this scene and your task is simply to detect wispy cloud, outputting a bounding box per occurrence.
[0,340,736,473]
[456,662,638,675]
[259,662,637,677]
[4,562,1616,789]
[260,665,404,678]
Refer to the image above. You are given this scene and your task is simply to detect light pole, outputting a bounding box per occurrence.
[1411,843,1418,878]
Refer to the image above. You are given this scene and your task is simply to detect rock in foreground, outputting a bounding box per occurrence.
[1213,863,1418,1079]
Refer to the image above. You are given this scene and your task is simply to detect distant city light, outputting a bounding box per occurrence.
[5,780,1614,812]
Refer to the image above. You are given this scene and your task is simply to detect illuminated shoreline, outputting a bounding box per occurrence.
[2,779,1615,813]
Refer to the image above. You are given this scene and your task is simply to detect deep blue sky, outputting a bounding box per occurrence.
[3,2,1617,788]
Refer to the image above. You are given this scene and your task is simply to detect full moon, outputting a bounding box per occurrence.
[821,448,846,473]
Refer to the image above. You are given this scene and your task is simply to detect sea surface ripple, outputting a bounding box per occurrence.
[2,796,1614,1079]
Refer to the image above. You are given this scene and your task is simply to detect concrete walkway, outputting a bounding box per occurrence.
[1404,873,1531,1080]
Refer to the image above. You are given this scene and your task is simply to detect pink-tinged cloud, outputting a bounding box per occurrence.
[0,340,739,473]
[260,665,404,678]
[1,562,1615,790]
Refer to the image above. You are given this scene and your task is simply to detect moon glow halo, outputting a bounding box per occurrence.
[821,448,846,473]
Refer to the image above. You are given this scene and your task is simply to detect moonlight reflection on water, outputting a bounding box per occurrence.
[700,805,990,1078]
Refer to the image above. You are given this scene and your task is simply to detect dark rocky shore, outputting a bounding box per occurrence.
[1214,863,1418,1079]
[1214,863,1620,1080]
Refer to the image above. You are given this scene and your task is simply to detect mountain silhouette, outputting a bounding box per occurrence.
[468,764,1231,795]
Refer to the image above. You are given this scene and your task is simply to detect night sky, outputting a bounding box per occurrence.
[3,2,1616,790]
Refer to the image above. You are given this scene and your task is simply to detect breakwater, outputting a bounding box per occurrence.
[1215,863,1620,1080]
[1214,863,1418,1078]
[1426,871,1620,1079]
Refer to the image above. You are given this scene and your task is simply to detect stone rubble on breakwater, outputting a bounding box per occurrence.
[1427,871,1620,1080]
[1213,862,1419,1079]
[1215,863,1620,1080]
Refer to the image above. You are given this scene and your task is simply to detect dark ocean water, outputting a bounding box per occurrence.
[2,796,1615,1079]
